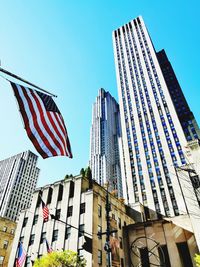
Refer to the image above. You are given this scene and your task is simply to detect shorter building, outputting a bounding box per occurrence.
[9,174,135,267]
[0,151,40,221]
[0,216,17,267]
[123,215,199,267]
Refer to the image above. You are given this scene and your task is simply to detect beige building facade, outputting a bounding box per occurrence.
[9,175,135,267]
[123,217,199,267]
[0,217,16,267]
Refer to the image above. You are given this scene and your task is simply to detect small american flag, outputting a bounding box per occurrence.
[16,242,26,267]
[41,199,49,221]
[45,239,53,253]
[11,81,72,159]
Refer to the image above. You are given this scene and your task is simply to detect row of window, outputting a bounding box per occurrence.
[138,22,186,166]
[23,203,86,229]
[117,28,145,203]
[36,181,75,208]
[27,224,85,246]
[122,25,167,212]
[0,226,15,234]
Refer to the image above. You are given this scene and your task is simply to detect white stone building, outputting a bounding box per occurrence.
[9,175,135,267]
[0,151,40,221]
[112,16,200,248]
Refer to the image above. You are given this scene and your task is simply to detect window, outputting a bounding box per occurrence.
[25,256,31,267]
[40,232,46,244]
[52,230,58,242]
[10,229,14,234]
[119,237,123,249]
[67,206,73,217]
[158,245,171,267]
[56,209,61,220]
[20,236,24,243]
[78,248,84,257]
[58,184,63,201]
[98,205,102,217]
[23,217,28,228]
[140,247,150,267]
[36,192,42,207]
[3,240,9,249]
[65,227,71,240]
[118,218,121,229]
[69,181,75,198]
[33,215,38,225]
[79,224,85,237]
[0,256,4,265]
[98,225,102,239]
[177,242,193,267]
[29,234,35,246]
[98,250,102,264]
[47,188,53,204]
[80,203,85,214]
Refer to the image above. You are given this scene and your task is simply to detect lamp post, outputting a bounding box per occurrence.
[97,183,118,267]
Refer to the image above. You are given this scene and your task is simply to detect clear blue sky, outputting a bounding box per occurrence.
[0,0,199,187]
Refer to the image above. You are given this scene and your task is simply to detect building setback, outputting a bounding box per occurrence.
[90,88,123,197]
[157,49,200,141]
[0,151,40,221]
[9,175,135,267]
[113,15,200,249]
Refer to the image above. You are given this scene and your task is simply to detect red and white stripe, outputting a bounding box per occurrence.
[11,82,72,158]
[43,205,49,221]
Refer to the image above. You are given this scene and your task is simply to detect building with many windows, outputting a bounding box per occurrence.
[90,88,123,197]
[9,174,135,267]
[157,49,200,141]
[0,151,40,221]
[113,16,200,248]
[0,216,16,267]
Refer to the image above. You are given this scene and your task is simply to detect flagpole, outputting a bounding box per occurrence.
[0,67,57,97]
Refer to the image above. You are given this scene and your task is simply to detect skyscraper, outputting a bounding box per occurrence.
[112,16,198,219]
[89,88,123,197]
[157,49,200,141]
[0,151,40,221]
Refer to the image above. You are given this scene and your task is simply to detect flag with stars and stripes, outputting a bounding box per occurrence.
[45,239,53,253]
[16,242,26,267]
[11,81,73,159]
[41,199,49,221]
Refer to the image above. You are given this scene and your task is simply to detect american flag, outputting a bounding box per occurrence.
[45,239,53,253]
[16,242,26,267]
[41,199,49,221]
[11,81,72,159]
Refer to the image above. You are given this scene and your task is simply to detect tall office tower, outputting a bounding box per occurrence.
[112,16,199,219]
[90,88,123,197]
[157,49,200,141]
[0,151,40,221]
